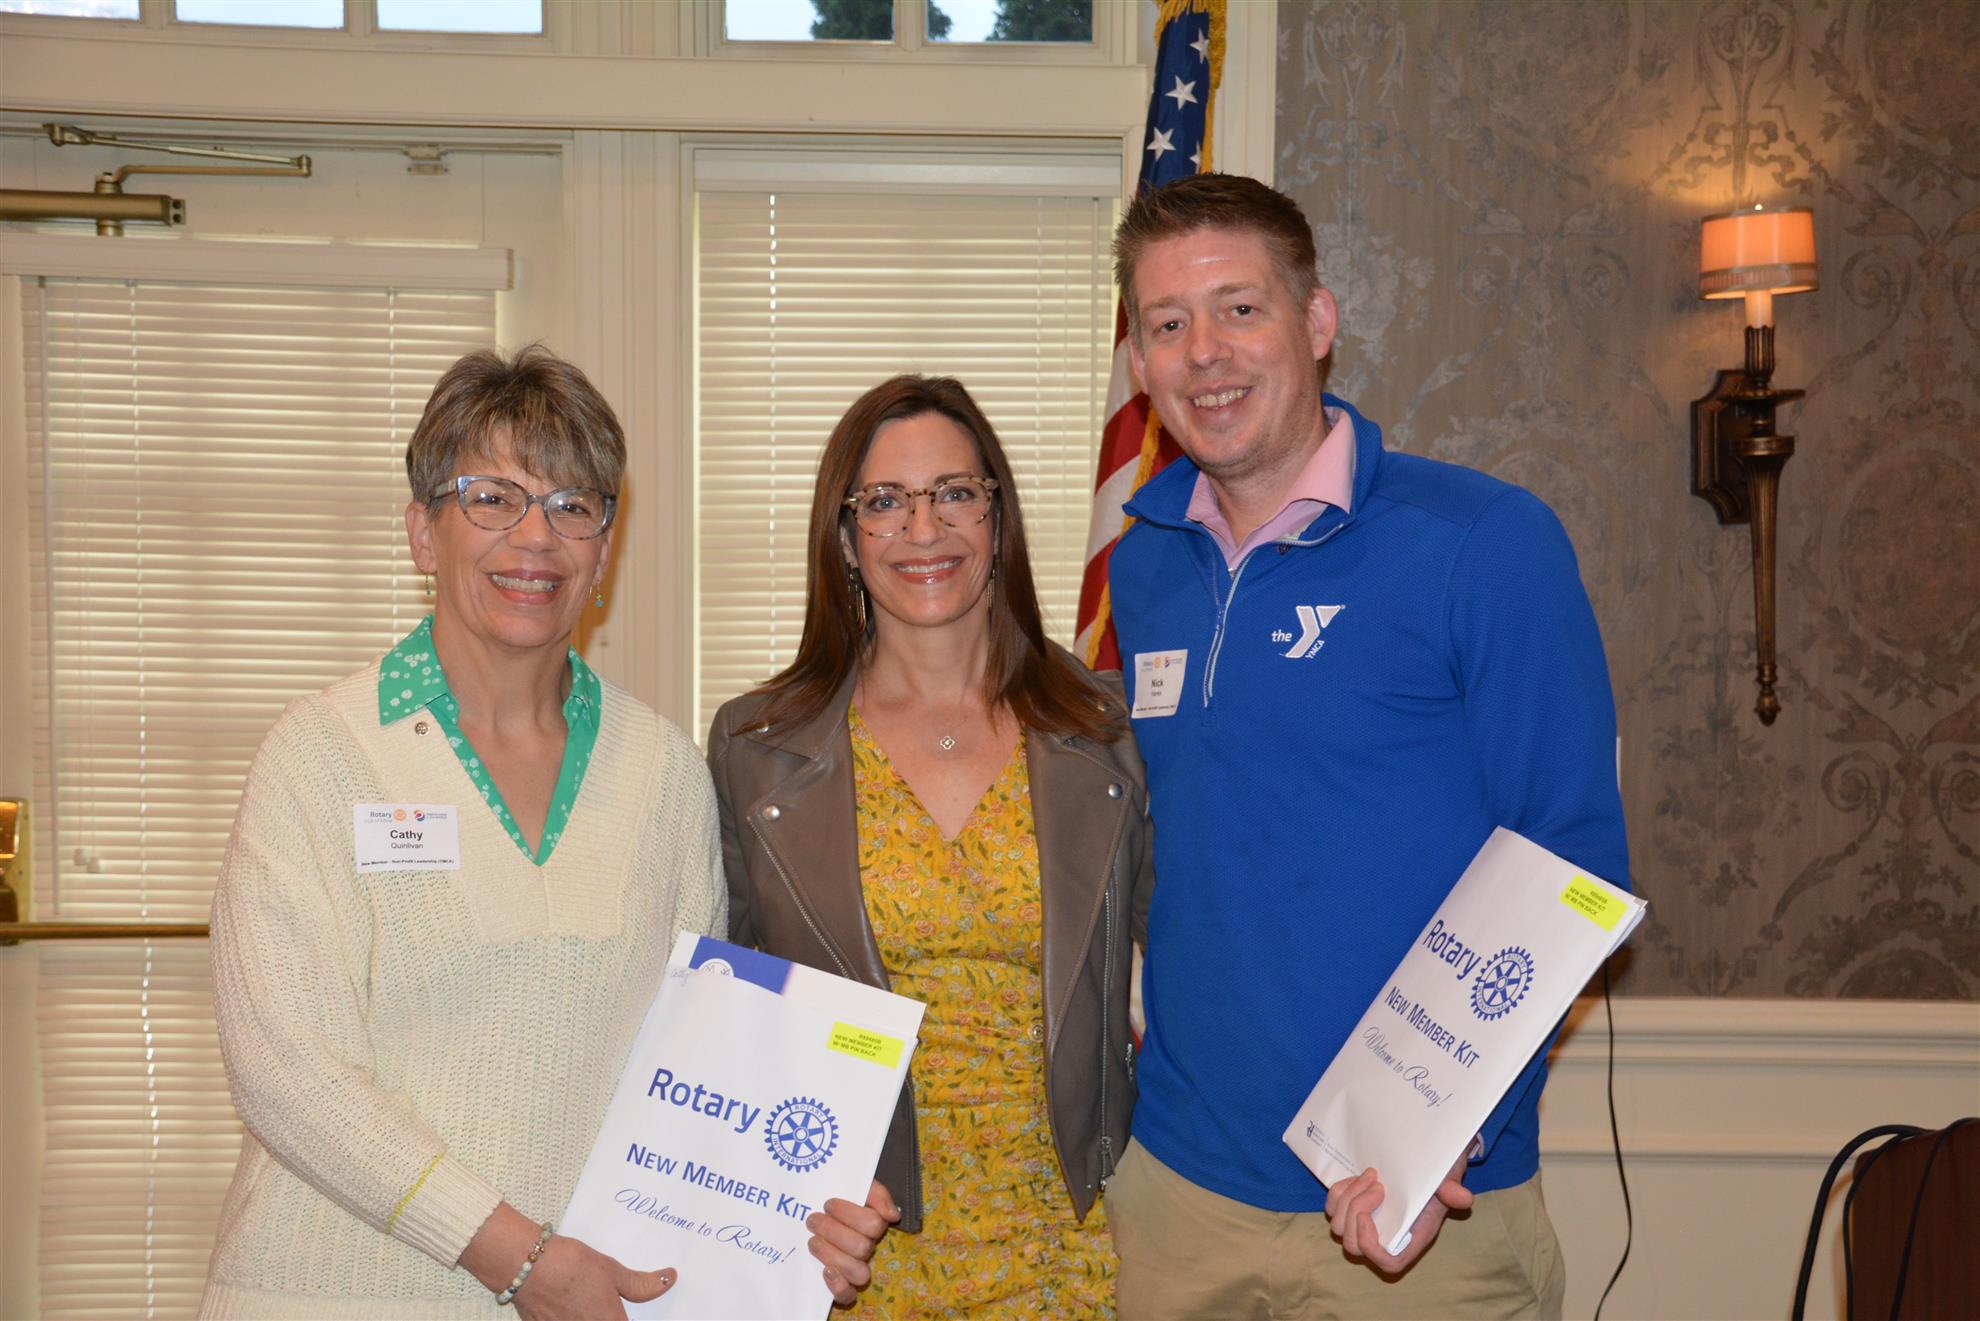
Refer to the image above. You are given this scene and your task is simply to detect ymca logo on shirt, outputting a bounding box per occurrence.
[1271,604,1345,659]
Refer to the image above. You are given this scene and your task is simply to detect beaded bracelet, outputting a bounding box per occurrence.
[495,1220,555,1307]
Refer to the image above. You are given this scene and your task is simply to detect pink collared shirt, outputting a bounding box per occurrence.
[1186,407,1355,570]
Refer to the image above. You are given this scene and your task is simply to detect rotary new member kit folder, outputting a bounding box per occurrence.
[1283,827,1646,1256]
[562,933,924,1320]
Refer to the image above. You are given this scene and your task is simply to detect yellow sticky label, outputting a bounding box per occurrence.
[1560,875,1626,931]
[828,1022,904,1068]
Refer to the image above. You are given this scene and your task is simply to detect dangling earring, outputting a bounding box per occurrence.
[594,589,606,609]
[423,573,433,599]
[849,568,869,631]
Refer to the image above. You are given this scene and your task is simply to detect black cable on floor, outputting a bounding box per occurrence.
[1591,962,1632,1321]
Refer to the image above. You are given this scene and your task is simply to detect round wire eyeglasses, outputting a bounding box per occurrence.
[430,475,617,540]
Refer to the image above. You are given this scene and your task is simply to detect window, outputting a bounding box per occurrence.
[175,0,341,27]
[0,0,138,15]
[714,0,1108,55]
[24,278,497,920]
[928,0,1092,43]
[0,0,547,34]
[17,271,498,1318]
[725,0,1090,43]
[377,0,540,33]
[692,147,1117,734]
[726,0,849,42]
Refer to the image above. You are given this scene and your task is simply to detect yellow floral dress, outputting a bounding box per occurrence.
[849,708,1115,1319]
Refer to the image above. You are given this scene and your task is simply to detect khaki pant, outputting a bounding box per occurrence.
[1107,1140,1566,1320]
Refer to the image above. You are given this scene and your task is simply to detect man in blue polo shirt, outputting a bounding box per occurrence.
[1103,173,1629,1318]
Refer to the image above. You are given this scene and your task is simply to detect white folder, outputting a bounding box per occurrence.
[1283,827,1645,1256]
[563,933,924,1319]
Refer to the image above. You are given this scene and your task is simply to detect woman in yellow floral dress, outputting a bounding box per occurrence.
[708,376,1154,1316]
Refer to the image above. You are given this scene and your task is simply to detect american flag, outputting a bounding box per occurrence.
[1074,0,1224,670]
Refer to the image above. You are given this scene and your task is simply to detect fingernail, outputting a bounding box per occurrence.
[660,1268,677,1287]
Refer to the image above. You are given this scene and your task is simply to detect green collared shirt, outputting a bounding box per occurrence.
[377,615,601,866]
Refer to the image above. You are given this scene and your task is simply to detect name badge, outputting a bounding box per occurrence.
[1131,649,1189,719]
[353,803,462,872]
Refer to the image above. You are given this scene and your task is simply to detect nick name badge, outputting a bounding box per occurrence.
[1131,649,1188,719]
[353,803,461,872]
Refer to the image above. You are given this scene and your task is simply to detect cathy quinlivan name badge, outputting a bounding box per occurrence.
[352,803,461,872]
[1131,649,1188,719]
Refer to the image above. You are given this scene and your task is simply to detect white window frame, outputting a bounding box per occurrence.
[0,232,511,288]
[0,0,559,50]
[2,0,1136,61]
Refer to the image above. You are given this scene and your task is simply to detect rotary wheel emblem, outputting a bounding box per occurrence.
[764,1096,839,1173]
[1471,946,1535,1021]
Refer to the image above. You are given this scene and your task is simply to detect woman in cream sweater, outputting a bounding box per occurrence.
[203,347,891,1318]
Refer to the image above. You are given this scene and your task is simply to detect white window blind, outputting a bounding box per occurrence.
[694,160,1117,735]
[18,276,497,1319]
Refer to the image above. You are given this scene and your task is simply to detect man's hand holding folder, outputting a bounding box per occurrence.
[1325,1151,1474,1273]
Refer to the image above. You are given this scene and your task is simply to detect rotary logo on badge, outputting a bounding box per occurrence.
[1470,946,1535,1022]
[764,1096,839,1173]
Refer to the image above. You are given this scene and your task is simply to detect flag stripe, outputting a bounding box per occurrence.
[1075,0,1224,670]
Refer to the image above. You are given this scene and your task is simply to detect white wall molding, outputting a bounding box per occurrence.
[1552,995,1980,1064]
[1542,996,1979,1319]
[1215,0,1278,185]
[561,130,688,724]
[0,233,511,288]
[0,34,1148,139]
[690,143,1124,195]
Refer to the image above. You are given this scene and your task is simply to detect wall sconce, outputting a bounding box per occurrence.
[1691,205,1817,725]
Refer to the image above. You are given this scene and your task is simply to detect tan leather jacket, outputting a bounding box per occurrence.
[705,659,1151,1231]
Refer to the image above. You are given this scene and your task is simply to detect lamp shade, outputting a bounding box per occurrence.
[1700,206,1817,298]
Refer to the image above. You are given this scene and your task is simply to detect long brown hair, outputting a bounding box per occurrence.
[751,375,1124,742]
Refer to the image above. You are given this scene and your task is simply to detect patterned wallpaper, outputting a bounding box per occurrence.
[1274,0,1978,998]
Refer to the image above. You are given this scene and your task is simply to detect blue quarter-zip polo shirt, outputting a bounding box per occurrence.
[1109,394,1630,1211]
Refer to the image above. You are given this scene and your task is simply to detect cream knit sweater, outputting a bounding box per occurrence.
[201,660,724,1319]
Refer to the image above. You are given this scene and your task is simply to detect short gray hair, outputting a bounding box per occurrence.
[405,345,625,502]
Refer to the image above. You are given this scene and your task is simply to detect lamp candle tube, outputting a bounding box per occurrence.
[1742,288,1775,328]
[1740,442,1789,725]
